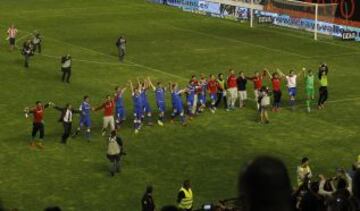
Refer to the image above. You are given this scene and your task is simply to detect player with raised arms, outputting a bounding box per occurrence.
[278,68,303,111]
[114,86,127,129]
[129,80,143,134]
[138,78,153,126]
[303,68,315,112]
[246,71,264,110]
[186,79,196,119]
[170,82,186,126]
[147,77,166,126]
[198,74,208,113]
[207,74,219,113]
[265,69,282,112]
[24,101,54,149]
[94,95,115,136]
[73,96,92,141]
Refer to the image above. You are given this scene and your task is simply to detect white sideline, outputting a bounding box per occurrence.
[39,53,138,67]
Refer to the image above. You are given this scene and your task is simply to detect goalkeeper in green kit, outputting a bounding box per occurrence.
[303,68,315,112]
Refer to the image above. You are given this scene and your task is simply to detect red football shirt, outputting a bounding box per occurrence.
[227,74,237,88]
[272,78,281,91]
[102,101,114,116]
[207,80,218,94]
[32,106,44,123]
[253,77,262,90]
[191,79,201,94]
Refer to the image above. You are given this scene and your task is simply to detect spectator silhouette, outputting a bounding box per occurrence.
[350,169,360,210]
[44,206,61,211]
[238,156,293,211]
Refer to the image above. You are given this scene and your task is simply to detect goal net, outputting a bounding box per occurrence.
[262,0,338,40]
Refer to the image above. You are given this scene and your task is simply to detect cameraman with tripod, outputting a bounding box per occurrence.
[61,54,72,83]
[22,39,34,68]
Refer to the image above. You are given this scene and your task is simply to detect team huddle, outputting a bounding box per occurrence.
[23,63,329,147]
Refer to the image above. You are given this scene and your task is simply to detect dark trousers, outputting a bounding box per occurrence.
[273,90,282,107]
[118,48,125,61]
[318,86,328,105]
[215,91,227,108]
[32,122,44,140]
[61,68,71,83]
[24,54,30,68]
[62,122,72,143]
[34,43,41,53]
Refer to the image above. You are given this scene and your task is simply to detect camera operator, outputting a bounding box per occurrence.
[258,86,271,124]
[115,36,126,62]
[142,186,155,211]
[32,31,42,54]
[22,39,34,68]
[61,54,72,83]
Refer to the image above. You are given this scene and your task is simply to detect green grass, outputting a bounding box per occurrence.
[1,0,360,210]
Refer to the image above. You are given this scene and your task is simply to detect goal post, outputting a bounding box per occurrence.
[262,0,338,40]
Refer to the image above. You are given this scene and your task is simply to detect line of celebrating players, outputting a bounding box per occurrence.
[24,64,329,146]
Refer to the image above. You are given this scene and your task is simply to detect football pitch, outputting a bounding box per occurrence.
[1,0,360,210]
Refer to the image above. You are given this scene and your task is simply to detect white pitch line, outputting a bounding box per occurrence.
[12,28,189,80]
[158,23,311,59]
[16,33,31,42]
[39,53,138,67]
[27,32,189,80]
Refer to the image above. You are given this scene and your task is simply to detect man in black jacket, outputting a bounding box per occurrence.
[54,103,80,144]
[142,186,155,211]
[22,39,34,68]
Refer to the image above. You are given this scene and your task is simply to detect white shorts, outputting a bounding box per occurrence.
[238,91,247,101]
[103,116,115,131]
[254,90,260,101]
[228,87,238,99]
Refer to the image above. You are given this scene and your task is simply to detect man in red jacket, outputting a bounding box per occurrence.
[94,95,115,136]
[226,69,238,110]
[24,101,53,149]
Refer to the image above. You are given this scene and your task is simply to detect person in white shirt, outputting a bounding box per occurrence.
[278,69,303,110]
[107,130,123,176]
[54,103,80,144]
[297,157,312,186]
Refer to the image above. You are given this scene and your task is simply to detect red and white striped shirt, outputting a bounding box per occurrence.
[7,27,17,38]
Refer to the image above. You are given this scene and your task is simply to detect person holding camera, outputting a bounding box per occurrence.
[297,157,312,186]
[258,86,271,124]
[141,186,156,211]
[177,180,193,211]
[106,130,125,176]
[32,31,42,54]
[22,39,34,68]
[61,54,72,83]
[115,36,126,62]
